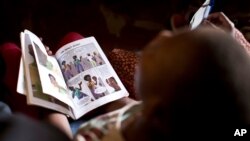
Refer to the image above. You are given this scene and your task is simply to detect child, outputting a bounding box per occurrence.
[74,27,250,141]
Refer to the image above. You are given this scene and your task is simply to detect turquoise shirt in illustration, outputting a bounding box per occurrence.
[72,88,88,99]
[74,59,81,65]
[74,59,84,73]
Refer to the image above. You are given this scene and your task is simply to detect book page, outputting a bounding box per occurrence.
[21,32,73,117]
[24,30,74,108]
[190,0,212,30]
[55,37,129,119]
[17,58,26,95]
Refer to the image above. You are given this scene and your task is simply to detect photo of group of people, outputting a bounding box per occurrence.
[60,50,105,81]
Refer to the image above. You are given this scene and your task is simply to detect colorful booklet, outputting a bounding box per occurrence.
[17,30,129,120]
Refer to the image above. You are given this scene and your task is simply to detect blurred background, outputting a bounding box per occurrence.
[0,0,250,52]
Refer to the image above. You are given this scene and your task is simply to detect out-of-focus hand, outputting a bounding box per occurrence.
[46,46,53,56]
[203,12,250,55]
[203,12,235,34]
[40,37,53,55]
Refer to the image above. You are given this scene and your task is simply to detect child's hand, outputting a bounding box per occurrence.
[46,46,53,56]
[204,12,235,34]
[40,37,53,56]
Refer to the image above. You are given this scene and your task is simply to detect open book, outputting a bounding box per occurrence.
[17,30,129,120]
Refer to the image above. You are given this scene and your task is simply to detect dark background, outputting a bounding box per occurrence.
[0,0,250,51]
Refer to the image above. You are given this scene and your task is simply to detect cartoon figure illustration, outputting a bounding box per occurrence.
[80,57,92,70]
[69,81,88,100]
[92,52,104,65]
[86,53,97,67]
[106,77,121,92]
[73,55,84,73]
[48,73,68,95]
[84,74,105,99]
[69,61,77,75]
[61,60,73,80]
[92,76,104,87]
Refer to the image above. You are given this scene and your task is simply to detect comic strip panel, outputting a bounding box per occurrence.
[67,68,110,102]
[57,43,105,82]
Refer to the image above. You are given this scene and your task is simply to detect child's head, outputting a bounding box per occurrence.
[138,28,250,138]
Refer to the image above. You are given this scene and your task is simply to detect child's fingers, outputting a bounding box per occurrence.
[202,20,218,29]
[207,12,234,29]
[40,37,53,55]
[46,46,53,55]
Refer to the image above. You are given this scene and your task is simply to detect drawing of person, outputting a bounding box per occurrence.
[86,53,97,67]
[69,61,77,75]
[73,55,84,73]
[61,60,73,80]
[84,74,105,99]
[69,81,88,100]
[92,76,103,87]
[93,76,108,96]
[92,52,104,65]
[48,73,68,95]
[106,77,121,92]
